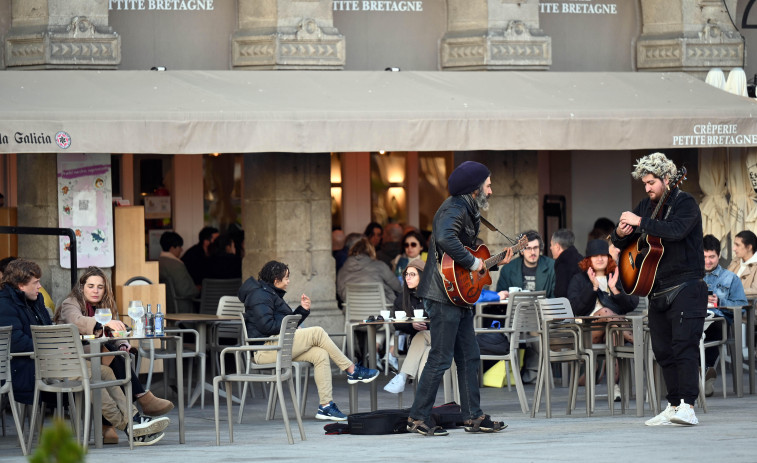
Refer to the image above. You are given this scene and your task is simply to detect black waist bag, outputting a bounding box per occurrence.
[347,408,410,435]
[431,402,464,428]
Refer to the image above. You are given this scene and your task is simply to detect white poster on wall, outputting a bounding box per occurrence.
[57,153,115,268]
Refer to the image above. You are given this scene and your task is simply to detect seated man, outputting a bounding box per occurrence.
[0,259,167,446]
[496,230,556,299]
[181,226,219,288]
[702,234,747,397]
[159,231,199,312]
[240,260,380,421]
[550,228,583,298]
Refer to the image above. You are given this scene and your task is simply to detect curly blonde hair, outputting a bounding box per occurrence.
[632,152,677,181]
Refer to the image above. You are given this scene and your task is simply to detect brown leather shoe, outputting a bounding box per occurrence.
[103,425,119,444]
[137,391,174,416]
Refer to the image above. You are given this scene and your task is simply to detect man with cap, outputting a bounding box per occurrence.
[407,161,513,436]
[612,152,706,426]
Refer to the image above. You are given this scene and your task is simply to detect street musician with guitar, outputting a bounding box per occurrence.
[407,161,515,437]
[611,152,706,427]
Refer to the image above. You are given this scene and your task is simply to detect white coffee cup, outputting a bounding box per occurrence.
[413,309,424,319]
[380,310,391,320]
[508,286,523,294]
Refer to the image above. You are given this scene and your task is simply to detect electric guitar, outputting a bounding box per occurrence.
[618,167,687,296]
[441,235,528,306]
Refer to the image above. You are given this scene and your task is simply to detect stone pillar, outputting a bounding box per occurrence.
[16,154,67,304]
[233,0,345,70]
[637,0,744,76]
[4,0,120,69]
[242,153,342,333]
[440,0,551,71]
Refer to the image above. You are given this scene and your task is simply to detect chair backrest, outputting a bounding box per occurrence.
[124,276,153,286]
[161,276,179,314]
[30,324,88,390]
[536,297,575,323]
[215,296,245,340]
[509,301,541,351]
[0,325,11,388]
[345,283,387,324]
[275,315,302,373]
[506,291,546,327]
[199,278,242,315]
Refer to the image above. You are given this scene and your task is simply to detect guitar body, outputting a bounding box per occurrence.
[618,235,664,296]
[441,245,493,306]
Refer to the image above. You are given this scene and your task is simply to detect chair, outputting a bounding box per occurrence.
[476,301,541,414]
[209,296,246,380]
[27,324,134,452]
[161,276,196,314]
[214,315,306,445]
[698,314,728,411]
[236,313,311,422]
[136,327,205,408]
[198,278,242,315]
[0,326,26,455]
[532,298,593,418]
[343,283,392,373]
[606,303,650,415]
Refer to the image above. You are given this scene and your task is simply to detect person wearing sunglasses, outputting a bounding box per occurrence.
[384,259,430,394]
[391,230,427,279]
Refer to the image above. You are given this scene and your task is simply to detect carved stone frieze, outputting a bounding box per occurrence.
[441,21,551,71]
[5,15,120,69]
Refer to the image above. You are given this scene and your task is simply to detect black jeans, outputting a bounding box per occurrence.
[109,354,145,400]
[409,299,482,423]
[648,279,707,406]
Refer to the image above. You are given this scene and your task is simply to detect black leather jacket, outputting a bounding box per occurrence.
[611,187,704,291]
[417,194,481,305]
[238,277,309,344]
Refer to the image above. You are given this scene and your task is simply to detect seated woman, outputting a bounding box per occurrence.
[384,259,430,394]
[391,230,427,279]
[54,266,173,445]
[567,239,638,344]
[240,260,379,421]
[728,230,757,297]
[207,233,243,279]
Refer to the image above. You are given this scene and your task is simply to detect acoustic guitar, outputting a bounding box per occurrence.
[441,235,528,307]
[618,167,687,296]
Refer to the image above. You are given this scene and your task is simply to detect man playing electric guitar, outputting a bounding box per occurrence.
[611,152,706,427]
[407,161,513,437]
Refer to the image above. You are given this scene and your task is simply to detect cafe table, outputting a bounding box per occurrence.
[163,313,239,407]
[349,317,432,413]
[88,334,185,448]
[719,303,755,397]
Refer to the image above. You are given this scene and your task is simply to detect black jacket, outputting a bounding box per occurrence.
[611,187,704,291]
[238,277,309,344]
[392,289,428,336]
[417,195,481,305]
[554,246,583,298]
[0,285,52,404]
[567,271,638,317]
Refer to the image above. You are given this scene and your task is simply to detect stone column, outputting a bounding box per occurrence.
[242,153,342,333]
[233,0,345,70]
[637,0,744,76]
[440,0,551,71]
[4,0,120,69]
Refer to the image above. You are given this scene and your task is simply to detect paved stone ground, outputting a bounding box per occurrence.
[2,371,757,462]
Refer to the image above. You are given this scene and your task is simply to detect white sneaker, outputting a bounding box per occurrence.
[384,372,407,394]
[644,402,676,426]
[669,400,698,426]
[613,384,621,402]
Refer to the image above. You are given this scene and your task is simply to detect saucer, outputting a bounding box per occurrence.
[411,317,428,322]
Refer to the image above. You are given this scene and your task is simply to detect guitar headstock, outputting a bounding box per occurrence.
[512,234,529,253]
[666,166,687,191]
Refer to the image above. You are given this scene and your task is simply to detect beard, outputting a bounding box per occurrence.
[474,192,490,211]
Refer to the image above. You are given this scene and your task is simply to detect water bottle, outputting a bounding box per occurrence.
[145,304,155,337]
[154,303,165,336]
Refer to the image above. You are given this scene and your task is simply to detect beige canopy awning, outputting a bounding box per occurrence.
[0,70,755,154]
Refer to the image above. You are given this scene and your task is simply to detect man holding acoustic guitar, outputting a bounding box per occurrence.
[406,161,518,437]
[612,152,707,427]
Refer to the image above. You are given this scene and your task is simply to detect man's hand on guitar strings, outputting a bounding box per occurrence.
[497,247,514,266]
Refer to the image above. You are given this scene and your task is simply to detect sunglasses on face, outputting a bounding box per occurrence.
[404,242,419,248]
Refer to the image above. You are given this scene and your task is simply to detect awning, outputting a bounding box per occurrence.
[0,70,755,154]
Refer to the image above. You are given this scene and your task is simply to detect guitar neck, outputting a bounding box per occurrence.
[484,242,526,269]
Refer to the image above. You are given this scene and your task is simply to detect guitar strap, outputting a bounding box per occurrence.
[661,188,680,221]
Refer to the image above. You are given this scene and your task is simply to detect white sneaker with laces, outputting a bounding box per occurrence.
[644,402,676,426]
[669,400,698,426]
[384,372,407,394]
[387,353,399,371]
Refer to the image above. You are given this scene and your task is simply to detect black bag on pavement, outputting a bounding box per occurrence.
[430,402,464,428]
[346,408,410,435]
